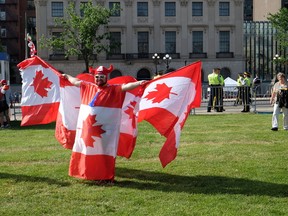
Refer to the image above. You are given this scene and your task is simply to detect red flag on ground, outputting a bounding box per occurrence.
[17,56,61,126]
[138,61,202,167]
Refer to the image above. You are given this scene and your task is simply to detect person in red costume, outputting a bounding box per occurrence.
[62,65,146,184]
[0,79,10,129]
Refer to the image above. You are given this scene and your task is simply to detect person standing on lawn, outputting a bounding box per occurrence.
[0,79,10,129]
[62,65,146,183]
[270,72,288,131]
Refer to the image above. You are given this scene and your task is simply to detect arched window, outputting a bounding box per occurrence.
[220,67,231,79]
[137,68,151,80]
[109,70,122,79]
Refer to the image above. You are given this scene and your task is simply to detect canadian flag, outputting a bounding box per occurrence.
[17,56,61,126]
[138,61,202,167]
[69,82,141,180]
[55,77,80,149]
[55,74,143,154]
[108,76,143,158]
[55,73,95,150]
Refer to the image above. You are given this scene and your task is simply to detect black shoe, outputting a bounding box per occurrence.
[271,127,278,131]
[207,110,211,112]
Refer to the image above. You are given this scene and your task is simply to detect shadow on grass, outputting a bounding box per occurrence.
[9,121,56,130]
[0,172,70,187]
[115,168,288,197]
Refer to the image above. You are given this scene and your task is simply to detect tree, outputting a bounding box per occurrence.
[40,0,120,72]
[268,7,288,64]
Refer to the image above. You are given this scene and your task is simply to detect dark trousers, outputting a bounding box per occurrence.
[240,86,251,111]
[207,86,223,112]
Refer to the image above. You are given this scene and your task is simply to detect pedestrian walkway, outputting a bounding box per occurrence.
[191,103,273,115]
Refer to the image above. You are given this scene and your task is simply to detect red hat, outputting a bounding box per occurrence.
[89,65,113,76]
[0,79,7,85]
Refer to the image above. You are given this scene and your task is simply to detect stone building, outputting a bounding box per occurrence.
[34,0,245,81]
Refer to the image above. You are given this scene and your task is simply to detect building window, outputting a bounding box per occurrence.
[137,2,148,17]
[192,31,203,53]
[0,0,5,4]
[51,2,64,17]
[192,2,203,16]
[52,32,65,54]
[110,32,121,54]
[282,0,288,8]
[219,2,230,16]
[165,2,176,16]
[80,2,88,17]
[27,0,35,10]
[109,2,121,17]
[1,28,6,37]
[138,32,149,53]
[0,11,6,20]
[165,31,176,53]
[219,31,230,52]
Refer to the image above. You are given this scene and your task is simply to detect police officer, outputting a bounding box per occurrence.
[207,68,224,112]
[241,72,252,112]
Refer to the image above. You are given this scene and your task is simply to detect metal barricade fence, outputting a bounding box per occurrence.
[200,83,273,113]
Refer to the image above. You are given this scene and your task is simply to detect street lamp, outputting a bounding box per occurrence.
[152,53,160,75]
[273,54,281,72]
[163,54,172,73]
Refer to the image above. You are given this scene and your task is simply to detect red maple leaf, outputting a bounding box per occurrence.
[180,105,190,129]
[124,100,137,129]
[145,83,177,103]
[30,70,53,98]
[80,114,106,148]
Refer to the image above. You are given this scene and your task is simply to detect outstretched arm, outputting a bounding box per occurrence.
[121,80,146,91]
[62,74,81,87]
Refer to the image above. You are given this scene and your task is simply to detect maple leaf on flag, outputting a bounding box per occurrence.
[30,70,53,98]
[124,101,137,129]
[80,114,106,148]
[145,83,177,103]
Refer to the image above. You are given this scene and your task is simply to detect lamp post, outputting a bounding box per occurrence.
[273,54,281,73]
[163,54,172,73]
[152,53,160,75]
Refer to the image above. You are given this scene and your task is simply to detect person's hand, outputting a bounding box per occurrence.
[138,80,146,86]
[3,85,9,90]
[270,98,274,105]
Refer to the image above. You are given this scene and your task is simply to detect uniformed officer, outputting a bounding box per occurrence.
[240,71,252,112]
[207,68,224,112]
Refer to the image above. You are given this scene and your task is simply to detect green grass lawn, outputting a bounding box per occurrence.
[1,113,288,216]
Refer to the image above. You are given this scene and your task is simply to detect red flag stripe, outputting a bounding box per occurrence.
[69,152,115,180]
[21,102,59,126]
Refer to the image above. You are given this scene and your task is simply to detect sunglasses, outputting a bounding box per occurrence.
[95,75,106,79]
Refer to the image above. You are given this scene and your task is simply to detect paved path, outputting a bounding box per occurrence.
[192,104,273,115]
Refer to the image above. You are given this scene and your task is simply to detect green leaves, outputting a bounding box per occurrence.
[40,0,115,71]
[268,8,288,62]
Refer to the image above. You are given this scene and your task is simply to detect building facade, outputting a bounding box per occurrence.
[34,0,245,81]
[0,0,36,83]
[244,0,288,81]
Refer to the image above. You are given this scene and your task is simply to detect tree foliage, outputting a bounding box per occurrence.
[40,0,120,72]
[268,8,288,63]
